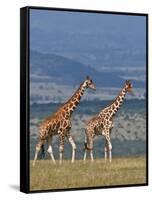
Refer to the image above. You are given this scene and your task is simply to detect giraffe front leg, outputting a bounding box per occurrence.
[104,145,108,163]
[108,141,112,163]
[104,139,109,163]
[90,149,94,162]
[103,129,112,163]
[67,135,76,163]
[83,150,87,161]
[47,136,56,164]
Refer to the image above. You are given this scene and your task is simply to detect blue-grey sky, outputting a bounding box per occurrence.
[30,9,146,70]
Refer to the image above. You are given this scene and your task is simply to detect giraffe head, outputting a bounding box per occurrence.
[125,80,133,92]
[83,76,96,90]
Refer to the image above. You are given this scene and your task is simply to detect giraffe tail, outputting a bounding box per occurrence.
[84,142,92,150]
[84,136,88,150]
[84,142,88,150]
[84,136,92,151]
[39,144,45,159]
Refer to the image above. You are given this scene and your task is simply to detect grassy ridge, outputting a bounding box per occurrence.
[30,157,146,191]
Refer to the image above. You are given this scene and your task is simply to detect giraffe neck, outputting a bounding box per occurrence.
[99,86,127,118]
[109,87,127,116]
[63,82,86,115]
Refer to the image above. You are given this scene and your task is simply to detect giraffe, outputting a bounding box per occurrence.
[83,80,133,163]
[33,76,96,166]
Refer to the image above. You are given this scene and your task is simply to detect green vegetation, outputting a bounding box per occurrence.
[30,99,146,119]
[30,157,146,191]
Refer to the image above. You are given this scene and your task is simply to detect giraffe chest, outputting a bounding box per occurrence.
[94,121,104,135]
[89,117,113,134]
[102,119,113,129]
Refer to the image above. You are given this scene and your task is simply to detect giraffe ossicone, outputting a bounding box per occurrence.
[83,80,133,162]
[32,76,96,166]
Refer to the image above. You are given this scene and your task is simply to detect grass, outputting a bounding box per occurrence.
[30,157,146,191]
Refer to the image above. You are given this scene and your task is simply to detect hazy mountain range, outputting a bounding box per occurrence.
[30,50,145,88]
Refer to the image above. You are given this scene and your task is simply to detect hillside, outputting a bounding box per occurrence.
[30,50,144,88]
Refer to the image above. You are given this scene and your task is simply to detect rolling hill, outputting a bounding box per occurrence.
[30,50,144,88]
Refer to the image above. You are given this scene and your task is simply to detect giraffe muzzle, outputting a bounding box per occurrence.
[90,84,96,90]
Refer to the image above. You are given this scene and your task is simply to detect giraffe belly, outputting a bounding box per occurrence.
[95,127,103,136]
[39,121,57,139]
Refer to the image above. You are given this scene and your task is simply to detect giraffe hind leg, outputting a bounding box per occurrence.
[86,139,94,161]
[33,140,45,167]
[84,133,94,162]
[83,146,94,162]
[83,142,87,161]
[83,136,89,161]
[103,128,112,163]
[88,136,94,162]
